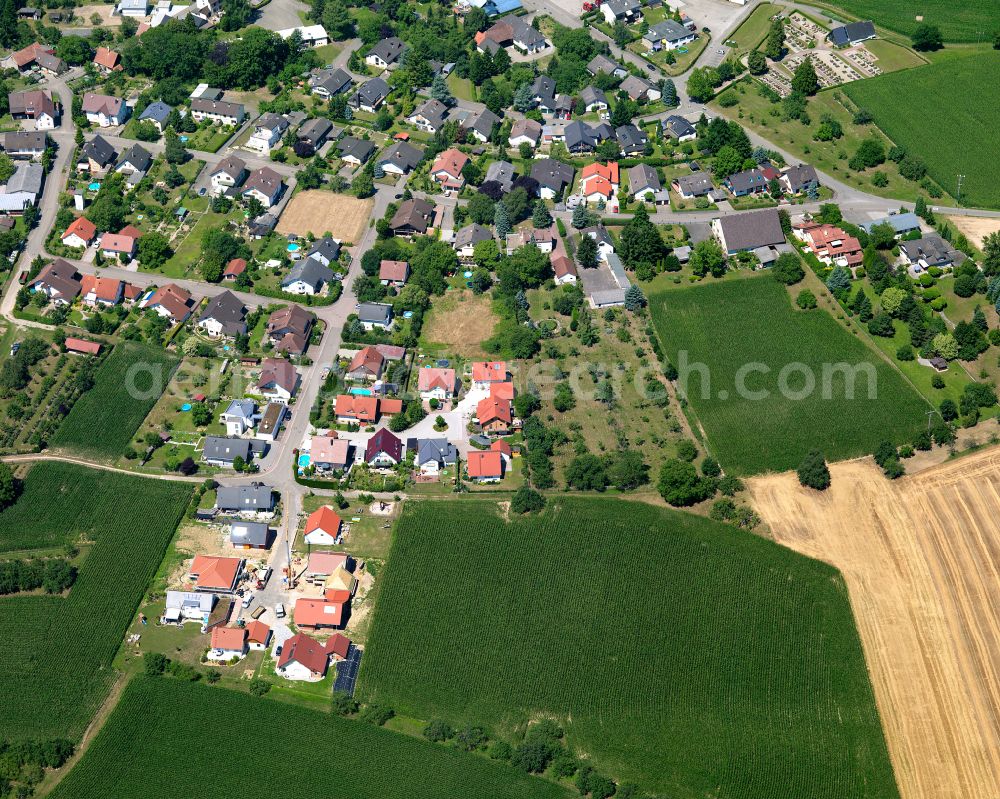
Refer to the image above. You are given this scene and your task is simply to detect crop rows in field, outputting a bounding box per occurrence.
[824,0,999,41]
[0,463,191,740]
[358,497,899,798]
[50,677,571,799]
[50,343,179,459]
[648,277,928,474]
[844,56,1000,210]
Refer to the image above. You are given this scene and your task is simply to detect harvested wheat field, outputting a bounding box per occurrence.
[945,215,1000,250]
[276,190,372,244]
[748,453,1000,799]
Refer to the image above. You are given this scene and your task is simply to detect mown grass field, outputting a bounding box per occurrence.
[649,277,928,474]
[822,0,999,41]
[50,343,180,459]
[0,463,190,741]
[358,498,899,798]
[50,677,572,799]
[843,56,1000,209]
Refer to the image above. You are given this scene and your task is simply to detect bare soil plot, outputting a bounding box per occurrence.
[945,215,1000,251]
[420,290,498,358]
[748,454,1000,799]
[71,5,121,25]
[276,190,372,244]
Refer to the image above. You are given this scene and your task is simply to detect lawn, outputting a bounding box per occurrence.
[819,0,1000,41]
[419,290,498,358]
[648,276,930,473]
[446,71,475,102]
[51,677,572,799]
[0,463,191,741]
[50,342,180,460]
[358,497,899,798]
[727,2,781,56]
[711,78,944,203]
[843,54,1000,209]
[863,38,927,72]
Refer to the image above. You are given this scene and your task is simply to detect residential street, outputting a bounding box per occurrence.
[3,0,1000,648]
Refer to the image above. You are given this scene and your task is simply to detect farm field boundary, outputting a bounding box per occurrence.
[0,462,191,741]
[50,343,180,459]
[843,56,1000,210]
[649,276,929,474]
[748,451,1000,799]
[49,677,572,799]
[358,497,899,798]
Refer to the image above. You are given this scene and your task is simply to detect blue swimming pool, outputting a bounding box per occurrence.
[349,387,372,396]
[179,135,189,143]
[88,182,101,191]
[181,403,192,411]
[287,243,300,252]
[298,453,311,469]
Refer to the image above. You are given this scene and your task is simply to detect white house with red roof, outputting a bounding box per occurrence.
[467,450,505,482]
[417,366,458,401]
[379,259,409,287]
[304,505,343,545]
[188,555,244,593]
[580,162,620,210]
[61,216,96,248]
[80,274,124,306]
[275,632,350,681]
[471,361,509,390]
[294,597,346,631]
[208,626,248,660]
[246,620,271,651]
[430,148,470,190]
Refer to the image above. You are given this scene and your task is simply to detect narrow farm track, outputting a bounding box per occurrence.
[0,453,203,482]
[748,454,1000,799]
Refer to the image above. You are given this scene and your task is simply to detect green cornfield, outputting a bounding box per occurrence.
[50,343,179,458]
[0,463,191,741]
[822,0,999,41]
[649,277,928,474]
[844,56,1000,210]
[359,498,900,799]
[50,678,572,799]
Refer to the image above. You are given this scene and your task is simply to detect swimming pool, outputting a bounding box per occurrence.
[179,135,189,143]
[181,403,192,411]
[349,387,372,396]
[463,270,473,278]
[287,243,300,252]
[297,453,311,470]
[88,182,101,191]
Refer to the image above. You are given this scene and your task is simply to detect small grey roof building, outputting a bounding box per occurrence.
[198,290,247,336]
[230,521,270,548]
[337,136,377,164]
[484,160,516,192]
[828,20,876,47]
[216,482,276,512]
[713,208,786,254]
[282,258,335,294]
[138,101,172,129]
[358,302,393,328]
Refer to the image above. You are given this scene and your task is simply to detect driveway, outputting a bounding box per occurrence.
[254,0,309,31]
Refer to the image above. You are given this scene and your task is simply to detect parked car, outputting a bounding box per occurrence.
[261,567,273,586]
[241,593,253,608]
[275,603,286,618]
